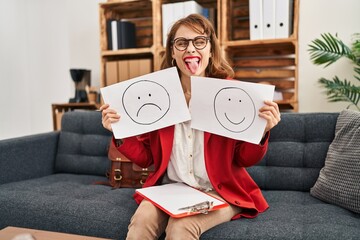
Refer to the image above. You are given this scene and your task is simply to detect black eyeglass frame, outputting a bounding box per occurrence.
[171,36,211,51]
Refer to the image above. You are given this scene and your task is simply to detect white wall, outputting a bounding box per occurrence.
[298,0,360,112]
[0,0,104,140]
[0,0,359,140]
[66,0,103,87]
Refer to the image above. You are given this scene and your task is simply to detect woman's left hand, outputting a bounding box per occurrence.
[259,100,281,136]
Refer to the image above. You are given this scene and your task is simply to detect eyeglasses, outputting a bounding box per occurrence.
[172,36,210,51]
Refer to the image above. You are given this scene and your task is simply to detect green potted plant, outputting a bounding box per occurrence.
[308,33,360,111]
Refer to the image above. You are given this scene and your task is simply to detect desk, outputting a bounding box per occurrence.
[52,103,99,130]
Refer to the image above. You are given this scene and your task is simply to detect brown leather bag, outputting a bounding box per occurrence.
[106,140,155,189]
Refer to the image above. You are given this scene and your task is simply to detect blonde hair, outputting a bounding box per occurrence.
[160,14,234,79]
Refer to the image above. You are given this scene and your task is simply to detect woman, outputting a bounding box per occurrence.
[101,14,281,240]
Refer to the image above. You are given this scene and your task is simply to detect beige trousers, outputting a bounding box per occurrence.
[126,191,241,240]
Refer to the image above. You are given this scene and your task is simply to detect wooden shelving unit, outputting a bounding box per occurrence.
[220,0,299,112]
[99,0,299,111]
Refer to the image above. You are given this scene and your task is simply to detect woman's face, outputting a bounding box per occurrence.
[171,25,211,79]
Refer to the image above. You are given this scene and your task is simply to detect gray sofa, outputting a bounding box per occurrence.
[0,110,359,239]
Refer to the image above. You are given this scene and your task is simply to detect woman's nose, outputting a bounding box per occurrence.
[187,40,196,53]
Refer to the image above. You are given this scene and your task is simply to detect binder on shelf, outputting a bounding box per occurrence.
[111,20,118,50]
[138,59,152,75]
[128,59,140,79]
[168,1,185,46]
[262,0,275,39]
[118,21,136,49]
[161,1,205,46]
[275,0,293,39]
[109,20,136,50]
[117,60,129,82]
[249,0,263,40]
[183,1,203,19]
[136,183,229,218]
[106,20,113,50]
[162,3,173,47]
[105,61,118,86]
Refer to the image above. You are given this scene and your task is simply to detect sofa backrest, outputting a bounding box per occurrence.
[55,110,112,176]
[248,112,339,191]
[54,110,340,191]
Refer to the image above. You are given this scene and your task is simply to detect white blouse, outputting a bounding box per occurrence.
[166,121,213,191]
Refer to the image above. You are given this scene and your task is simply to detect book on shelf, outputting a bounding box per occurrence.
[107,20,137,50]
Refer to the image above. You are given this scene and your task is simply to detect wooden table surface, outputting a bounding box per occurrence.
[0,227,112,240]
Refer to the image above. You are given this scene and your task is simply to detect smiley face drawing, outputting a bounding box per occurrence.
[214,87,256,133]
[122,80,170,125]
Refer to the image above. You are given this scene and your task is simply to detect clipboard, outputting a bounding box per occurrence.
[135,183,229,218]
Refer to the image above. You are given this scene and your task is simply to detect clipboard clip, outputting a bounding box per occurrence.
[178,201,214,215]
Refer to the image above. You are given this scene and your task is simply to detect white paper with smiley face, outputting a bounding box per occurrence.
[214,87,256,133]
[190,76,275,144]
[101,67,191,139]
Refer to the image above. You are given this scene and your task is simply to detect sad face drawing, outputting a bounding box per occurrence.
[122,80,171,125]
[214,87,256,133]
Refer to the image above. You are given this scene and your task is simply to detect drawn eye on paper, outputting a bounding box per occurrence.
[122,80,171,125]
[213,87,256,133]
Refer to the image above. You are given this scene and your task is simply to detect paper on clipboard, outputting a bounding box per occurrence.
[136,183,229,218]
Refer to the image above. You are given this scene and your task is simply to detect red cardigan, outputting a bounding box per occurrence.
[117,125,269,219]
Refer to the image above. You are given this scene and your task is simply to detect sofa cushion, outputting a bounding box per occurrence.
[1,176,359,240]
[248,112,338,191]
[55,110,113,176]
[201,191,360,239]
[310,109,360,213]
[0,174,137,240]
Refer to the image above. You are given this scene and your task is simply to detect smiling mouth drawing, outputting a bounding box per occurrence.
[136,103,162,117]
[225,113,245,125]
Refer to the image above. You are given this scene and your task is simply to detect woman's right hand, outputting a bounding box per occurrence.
[99,104,120,132]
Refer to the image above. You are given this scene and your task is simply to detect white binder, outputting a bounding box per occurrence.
[172,1,185,29]
[275,0,293,39]
[183,0,203,17]
[162,1,205,47]
[249,0,263,40]
[162,3,173,47]
[111,20,118,50]
[161,2,184,47]
[262,0,275,39]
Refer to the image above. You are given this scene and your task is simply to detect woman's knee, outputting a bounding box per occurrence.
[130,201,158,225]
[127,200,168,239]
[165,217,200,240]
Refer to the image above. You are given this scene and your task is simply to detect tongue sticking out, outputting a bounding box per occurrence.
[186,58,200,74]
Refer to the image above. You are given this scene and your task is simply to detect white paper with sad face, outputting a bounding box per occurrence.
[190,77,275,144]
[101,67,191,139]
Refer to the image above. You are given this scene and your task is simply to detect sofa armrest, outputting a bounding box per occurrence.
[0,132,59,185]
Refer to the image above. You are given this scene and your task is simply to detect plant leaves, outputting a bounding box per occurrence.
[308,33,354,67]
[319,76,360,108]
